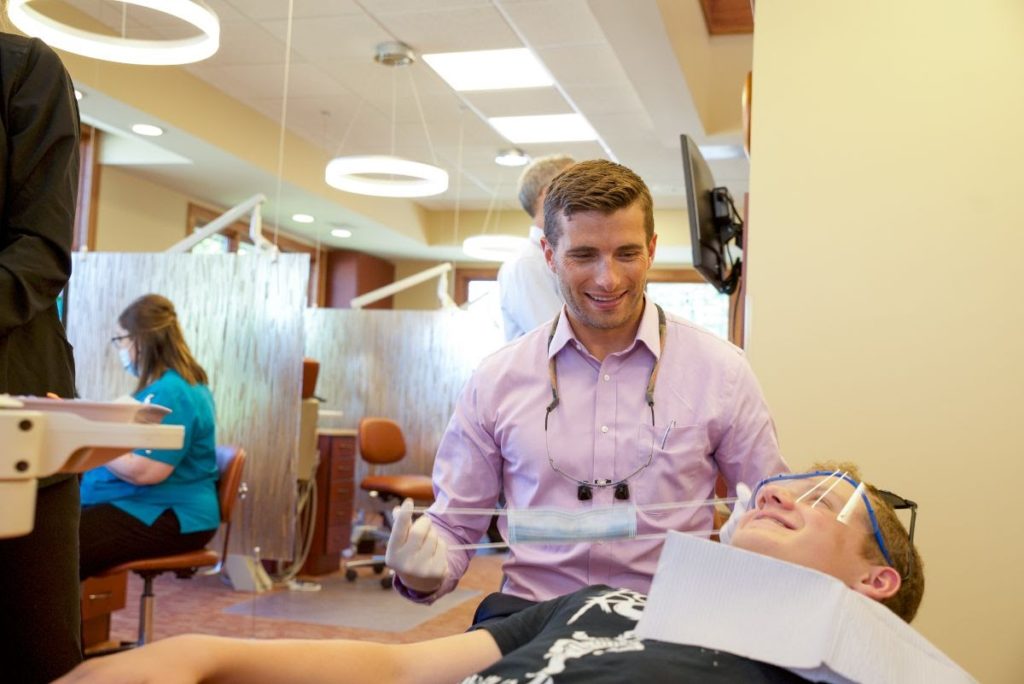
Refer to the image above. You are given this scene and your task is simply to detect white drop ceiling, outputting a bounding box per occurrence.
[61,0,751,264]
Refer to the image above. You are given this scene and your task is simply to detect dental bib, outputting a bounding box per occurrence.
[635,532,975,684]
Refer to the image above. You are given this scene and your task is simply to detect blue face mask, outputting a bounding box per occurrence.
[118,347,138,377]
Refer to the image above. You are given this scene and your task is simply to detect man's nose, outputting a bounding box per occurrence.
[593,257,622,289]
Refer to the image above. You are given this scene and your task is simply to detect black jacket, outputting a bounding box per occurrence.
[0,33,80,484]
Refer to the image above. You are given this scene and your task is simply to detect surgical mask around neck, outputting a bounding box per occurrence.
[507,504,637,544]
[118,347,138,377]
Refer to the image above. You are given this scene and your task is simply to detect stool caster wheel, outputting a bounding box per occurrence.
[380,575,393,590]
[373,563,385,575]
[345,568,357,582]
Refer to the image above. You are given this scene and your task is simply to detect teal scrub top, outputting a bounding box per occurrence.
[80,369,219,533]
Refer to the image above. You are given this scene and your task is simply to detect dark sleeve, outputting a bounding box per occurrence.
[0,36,80,333]
[475,591,576,656]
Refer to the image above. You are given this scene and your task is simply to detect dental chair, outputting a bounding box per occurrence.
[88,445,246,649]
[344,417,434,588]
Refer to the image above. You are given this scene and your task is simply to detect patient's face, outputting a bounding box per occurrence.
[731,475,876,586]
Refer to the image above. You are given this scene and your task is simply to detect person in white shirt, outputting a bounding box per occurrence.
[496,154,575,340]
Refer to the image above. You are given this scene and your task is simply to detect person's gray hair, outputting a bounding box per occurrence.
[517,154,575,217]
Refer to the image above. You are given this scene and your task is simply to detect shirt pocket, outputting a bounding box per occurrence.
[626,423,713,515]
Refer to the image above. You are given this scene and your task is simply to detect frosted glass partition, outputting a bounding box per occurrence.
[304,308,503,493]
[67,253,308,559]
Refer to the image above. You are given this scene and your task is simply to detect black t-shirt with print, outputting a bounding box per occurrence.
[466,585,810,683]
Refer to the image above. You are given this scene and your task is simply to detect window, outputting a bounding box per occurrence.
[456,266,734,342]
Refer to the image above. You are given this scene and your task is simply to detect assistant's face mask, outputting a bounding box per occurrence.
[118,347,138,377]
[507,504,637,544]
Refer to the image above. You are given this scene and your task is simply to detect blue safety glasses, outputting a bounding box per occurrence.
[749,470,895,568]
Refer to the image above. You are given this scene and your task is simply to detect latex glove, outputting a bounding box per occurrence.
[385,498,448,593]
[718,482,752,545]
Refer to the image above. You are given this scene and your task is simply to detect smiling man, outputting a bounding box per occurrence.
[60,464,952,684]
[385,160,789,618]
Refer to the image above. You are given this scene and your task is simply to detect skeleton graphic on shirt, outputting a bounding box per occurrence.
[522,589,647,683]
[460,589,648,684]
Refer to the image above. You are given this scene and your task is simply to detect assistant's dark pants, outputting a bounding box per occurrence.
[79,505,216,580]
[0,476,82,683]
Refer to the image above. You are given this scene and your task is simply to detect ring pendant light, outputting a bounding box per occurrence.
[325,42,448,199]
[6,0,220,66]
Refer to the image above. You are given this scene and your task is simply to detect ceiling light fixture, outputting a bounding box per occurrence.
[131,123,163,137]
[6,0,220,66]
[330,227,353,239]
[326,156,448,198]
[325,42,448,199]
[489,113,598,144]
[422,48,553,91]
[462,234,526,262]
[291,213,314,224]
[495,148,530,167]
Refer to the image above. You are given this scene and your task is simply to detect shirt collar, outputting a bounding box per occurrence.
[547,298,662,361]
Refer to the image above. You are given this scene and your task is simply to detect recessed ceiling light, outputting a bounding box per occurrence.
[330,228,352,239]
[73,89,83,100]
[495,148,530,167]
[422,48,553,91]
[291,213,314,224]
[488,114,597,144]
[131,123,164,137]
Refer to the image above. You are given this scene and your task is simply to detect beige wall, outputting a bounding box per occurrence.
[747,1,1024,682]
[93,167,191,252]
[391,259,452,310]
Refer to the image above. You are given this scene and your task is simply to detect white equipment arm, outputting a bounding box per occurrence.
[350,262,453,309]
[0,409,184,539]
[165,193,273,254]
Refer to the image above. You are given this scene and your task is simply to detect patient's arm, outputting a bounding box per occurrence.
[57,629,502,684]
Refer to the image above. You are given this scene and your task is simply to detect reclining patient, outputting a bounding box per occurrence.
[60,462,954,684]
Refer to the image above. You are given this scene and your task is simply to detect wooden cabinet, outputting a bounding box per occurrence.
[301,429,356,575]
[80,571,127,650]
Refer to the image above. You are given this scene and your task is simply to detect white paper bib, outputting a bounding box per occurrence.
[635,531,975,684]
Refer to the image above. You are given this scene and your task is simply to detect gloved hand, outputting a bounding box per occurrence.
[718,482,752,545]
[385,498,448,594]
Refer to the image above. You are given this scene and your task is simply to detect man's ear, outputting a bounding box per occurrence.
[542,237,556,273]
[853,565,901,602]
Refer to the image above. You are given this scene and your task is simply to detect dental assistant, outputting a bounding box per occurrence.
[387,160,789,608]
[79,294,219,579]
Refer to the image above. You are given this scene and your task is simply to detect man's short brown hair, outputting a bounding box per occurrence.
[542,159,654,248]
[810,462,924,622]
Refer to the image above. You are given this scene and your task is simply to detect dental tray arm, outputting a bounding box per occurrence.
[0,409,184,539]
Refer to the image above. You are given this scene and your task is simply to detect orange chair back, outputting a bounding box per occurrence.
[358,418,406,465]
[215,445,246,524]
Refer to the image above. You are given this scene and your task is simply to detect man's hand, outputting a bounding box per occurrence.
[385,498,447,594]
[718,483,752,545]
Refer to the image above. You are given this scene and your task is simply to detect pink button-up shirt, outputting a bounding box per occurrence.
[402,301,787,603]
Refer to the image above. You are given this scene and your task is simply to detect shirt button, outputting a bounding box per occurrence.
[601,425,609,433]
[603,374,610,381]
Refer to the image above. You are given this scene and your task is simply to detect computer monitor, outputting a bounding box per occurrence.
[680,135,744,294]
